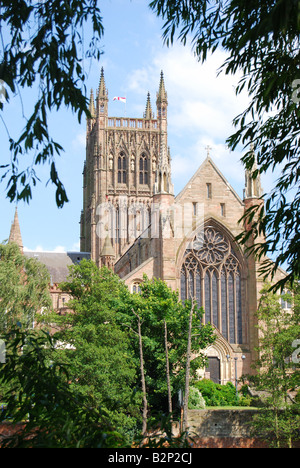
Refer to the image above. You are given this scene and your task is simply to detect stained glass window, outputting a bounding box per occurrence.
[180,225,244,344]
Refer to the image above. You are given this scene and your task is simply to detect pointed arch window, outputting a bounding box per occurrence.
[139,154,148,185]
[180,225,244,345]
[118,152,127,184]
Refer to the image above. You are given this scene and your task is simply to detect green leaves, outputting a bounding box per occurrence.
[0,0,104,206]
[0,242,52,332]
[0,326,128,448]
[50,262,140,440]
[119,275,215,413]
[248,283,300,447]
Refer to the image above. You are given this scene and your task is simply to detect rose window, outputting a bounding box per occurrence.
[193,227,230,265]
[181,225,243,345]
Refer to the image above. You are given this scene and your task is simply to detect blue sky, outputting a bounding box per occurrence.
[0,0,276,253]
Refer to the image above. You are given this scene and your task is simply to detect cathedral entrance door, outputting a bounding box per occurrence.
[206,357,221,384]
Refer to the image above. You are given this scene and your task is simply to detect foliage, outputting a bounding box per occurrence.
[134,414,195,448]
[0,242,52,332]
[47,261,141,441]
[149,0,300,290]
[250,407,300,449]
[188,386,206,410]
[0,327,128,448]
[117,276,216,414]
[194,379,239,407]
[247,283,300,447]
[0,0,103,206]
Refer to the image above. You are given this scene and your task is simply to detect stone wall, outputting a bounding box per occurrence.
[187,408,256,438]
[186,409,268,448]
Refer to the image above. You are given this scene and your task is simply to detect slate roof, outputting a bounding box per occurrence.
[24,251,90,284]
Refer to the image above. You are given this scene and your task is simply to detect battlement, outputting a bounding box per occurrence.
[107,117,158,130]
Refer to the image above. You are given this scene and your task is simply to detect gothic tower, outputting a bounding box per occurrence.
[80,69,173,266]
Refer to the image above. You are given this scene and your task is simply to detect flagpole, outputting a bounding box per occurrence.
[124,95,126,118]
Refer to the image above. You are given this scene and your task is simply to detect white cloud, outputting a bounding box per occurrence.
[53,245,67,253]
[71,241,80,251]
[24,245,67,253]
[72,131,86,149]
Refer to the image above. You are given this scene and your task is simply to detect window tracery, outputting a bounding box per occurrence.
[139,154,148,185]
[180,225,244,345]
[118,152,127,184]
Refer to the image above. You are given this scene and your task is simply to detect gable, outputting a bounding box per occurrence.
[176,156,243,204]
[175,157,245,236]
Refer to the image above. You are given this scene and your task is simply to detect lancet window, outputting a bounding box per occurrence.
[118,152,127,184]
[180,226,244,345]
[139,154,148,185]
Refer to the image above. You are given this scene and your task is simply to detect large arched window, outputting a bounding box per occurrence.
[118,152,127,184]
[180,225,244,345]
[139,154,148,185]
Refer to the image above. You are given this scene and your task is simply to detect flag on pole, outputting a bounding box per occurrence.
[113,96,126,103]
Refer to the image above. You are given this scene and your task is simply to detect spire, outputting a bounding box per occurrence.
[100,234,115,270]
[96,67,108,118]
[98,67,107,99]
[9,207,23,253]
[144,92,153,119]
[101,234,115,258]
[157,70,167,103]
[89,88,96,118]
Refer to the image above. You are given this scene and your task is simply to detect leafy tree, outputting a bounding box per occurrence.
[0,327,128,448]
[118,276,215,416]
[194,379,239,407]
[248,283,300,448]
[0,326,195,448]
[47,261,140,441]
[149,0,300,289]
[0,0,103,206]
[0,242,52,332]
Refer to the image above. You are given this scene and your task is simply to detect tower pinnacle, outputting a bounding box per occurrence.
[89,89,96,118]
[244,146,263,199]
[96,67,108,119]
[98,67,107,98]
[157,70,167,103]
[9,207,23,253]
[144,92,153,119]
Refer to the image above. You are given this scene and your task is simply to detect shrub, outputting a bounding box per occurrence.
[188,386,206,409]
[194,379,240,407]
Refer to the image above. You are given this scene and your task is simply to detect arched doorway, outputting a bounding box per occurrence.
[206,357,220,384]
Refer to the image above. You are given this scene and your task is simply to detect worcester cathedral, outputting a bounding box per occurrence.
[9,68,286,385]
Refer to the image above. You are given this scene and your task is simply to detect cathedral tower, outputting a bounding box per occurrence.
[80,69,173,266]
